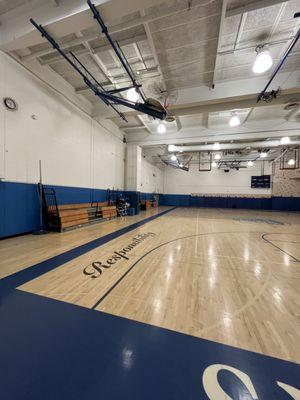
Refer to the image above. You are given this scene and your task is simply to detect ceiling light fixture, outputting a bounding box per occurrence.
[214,154,221,160]
[247,160,254,167]
[260,152,267,158]
[280,136,290,145]
[213,142,221,151]
[253,45,273,74]
[288,158,295,166]
[168,145,176,152]
[126,87,139,102]
[157,123,166,134]
[229,115,241,127]
[212,161,217,167]
[171,154,177,161]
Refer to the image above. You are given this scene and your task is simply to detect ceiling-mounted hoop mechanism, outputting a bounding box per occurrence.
[259,87,281,103]
[30,2,166,122]
[163,94,174,122]
[161,91,178,122]
[257,13,300,103]
[199,152,212,171]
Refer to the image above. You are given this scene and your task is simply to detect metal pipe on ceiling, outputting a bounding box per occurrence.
[169,140,300,152]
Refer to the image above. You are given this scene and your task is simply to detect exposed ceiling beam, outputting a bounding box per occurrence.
[170,91,300,116]
[107,88,300,118]
[38,34,148,65]
[75,66,159,93]
[170,139,300,152]
[20,0,215,62]
[211,0,226,87]
[140,9,166,92]
[133,130,300,147]
[226,0,288,17]
[0,0,110,50]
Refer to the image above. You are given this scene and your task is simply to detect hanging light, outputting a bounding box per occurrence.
[213,142,221,151]
[214,154,221,160]
[260,152,267,158]
[212,161,217,167]
[247,160,254,167]
[253,45,273,74]
[127,87,139,102]
[157,123,166,134]
[288,159,295,166]
[280,136,290,145]
[229,115,240,127]
[171,154,177,161]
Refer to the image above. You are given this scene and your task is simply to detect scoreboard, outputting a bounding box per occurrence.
[251,175,271,189]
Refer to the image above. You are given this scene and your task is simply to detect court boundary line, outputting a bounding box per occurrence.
[262,233,300,263]
[0,207,176,296]
[92,230,300,309]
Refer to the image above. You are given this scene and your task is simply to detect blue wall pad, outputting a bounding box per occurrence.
[0,181,40,238]
[272,196,300,211]
[0,182,158,238]
[0,289,299,400]
[1,180,299,239]
[160,194,300,211]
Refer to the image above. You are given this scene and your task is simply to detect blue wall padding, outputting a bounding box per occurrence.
[140,192,155,201]
[272,196,300,211]
[0,182,40,238]
[160,194,299,212]
[1,181,300,239]
[43,185,109,205]
[161,194,190,206]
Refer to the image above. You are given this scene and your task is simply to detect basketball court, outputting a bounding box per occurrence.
[0,0,300,399]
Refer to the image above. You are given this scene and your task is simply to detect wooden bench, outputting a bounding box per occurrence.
[46,201,117,231]
[101,206,118,219]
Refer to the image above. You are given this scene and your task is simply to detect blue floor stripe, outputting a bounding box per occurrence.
[0,289,299,400]
[0,208,175,297]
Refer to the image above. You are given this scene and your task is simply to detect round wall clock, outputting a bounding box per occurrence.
[3,97,18,111]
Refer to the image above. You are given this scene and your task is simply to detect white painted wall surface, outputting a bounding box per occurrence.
[140,156,164,194]
[0,51,125,190]
[164,163,272,195]
[125,145,164,193]
[125,145,142,191]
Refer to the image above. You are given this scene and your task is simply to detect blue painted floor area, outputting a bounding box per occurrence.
[0,289,299,400]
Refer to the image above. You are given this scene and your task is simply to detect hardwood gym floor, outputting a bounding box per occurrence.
[1,207,300,399]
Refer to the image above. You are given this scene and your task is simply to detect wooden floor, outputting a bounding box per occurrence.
[2,207,300,363]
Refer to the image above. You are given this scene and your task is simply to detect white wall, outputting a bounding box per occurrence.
[140,156,164,193]
[125,145,142,192]
[125,145,164,193]
[164,162,272,195]
[0,51,125,190]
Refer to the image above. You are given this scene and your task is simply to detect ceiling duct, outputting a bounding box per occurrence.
[169,139,300,153]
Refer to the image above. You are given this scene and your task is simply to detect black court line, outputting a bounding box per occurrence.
[92,230,300,309]
[270,240,300,244]
[262,233,300,263]
[92,230,275,309]
[0,207,176,296]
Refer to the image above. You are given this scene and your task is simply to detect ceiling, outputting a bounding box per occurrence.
[1,0,300,167]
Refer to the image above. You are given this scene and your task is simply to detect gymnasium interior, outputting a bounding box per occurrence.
[0,0,300,398]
